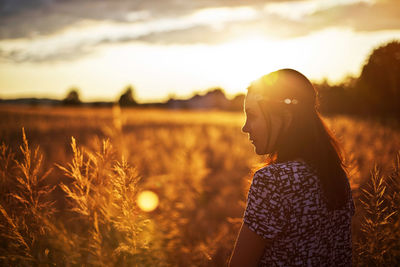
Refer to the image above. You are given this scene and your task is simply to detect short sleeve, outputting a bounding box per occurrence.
[243,168,289,240]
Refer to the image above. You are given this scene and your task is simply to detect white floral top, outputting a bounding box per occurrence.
[244,160,354,266]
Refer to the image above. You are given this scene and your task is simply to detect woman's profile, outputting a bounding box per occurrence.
[229,69,355,266]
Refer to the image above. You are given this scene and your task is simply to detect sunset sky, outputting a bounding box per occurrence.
[1,0,400,103]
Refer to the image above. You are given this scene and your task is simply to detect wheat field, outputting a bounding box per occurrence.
[0,105,399,266]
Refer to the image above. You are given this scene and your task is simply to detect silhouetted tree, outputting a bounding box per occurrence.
[62,88,81,106]
[204,88,229,109]
[356,40,400,115]
[316,78,357,115]
[118,86,137,106]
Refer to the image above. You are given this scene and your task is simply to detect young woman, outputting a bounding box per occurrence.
[229,69,354,266]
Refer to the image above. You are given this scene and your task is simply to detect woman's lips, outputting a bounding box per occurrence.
[249,136,255,144]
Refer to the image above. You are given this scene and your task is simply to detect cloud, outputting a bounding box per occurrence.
[0,0,286,40]
[0,5,261,62]
[0,40,92,63]
[0,0,399,63]
[305,0,400,32]
[1,0,398,41]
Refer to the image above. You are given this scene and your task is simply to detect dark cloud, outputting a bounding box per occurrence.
[1,0,399,40]
[0,0,150,39]
[0,0,297,39]
[0,0,54,16]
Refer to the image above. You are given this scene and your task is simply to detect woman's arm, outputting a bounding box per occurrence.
[229,223,269,267]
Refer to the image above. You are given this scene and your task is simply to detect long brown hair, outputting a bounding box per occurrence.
[248,69,349,210]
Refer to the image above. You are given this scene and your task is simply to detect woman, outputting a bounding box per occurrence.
[229,69,354,266]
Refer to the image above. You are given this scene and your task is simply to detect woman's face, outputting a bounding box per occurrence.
[242,91,283,155]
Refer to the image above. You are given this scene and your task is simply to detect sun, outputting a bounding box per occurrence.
[205,36,288,95]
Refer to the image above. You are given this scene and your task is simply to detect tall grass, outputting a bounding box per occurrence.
[0,130,160,266]
[57,137,156,266]
[0,126,251,266]
[354,153,400,266]
[0,107,399,265]
[0,128,55,265]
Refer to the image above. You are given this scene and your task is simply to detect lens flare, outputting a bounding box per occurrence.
[137,190,159,212]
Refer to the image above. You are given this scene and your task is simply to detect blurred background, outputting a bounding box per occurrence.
[1,0,400,266]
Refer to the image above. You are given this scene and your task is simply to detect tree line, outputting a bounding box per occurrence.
[317,40,400,117]
[63,40,400,117]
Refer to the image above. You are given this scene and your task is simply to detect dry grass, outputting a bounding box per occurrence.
[0,128,55,264]
[0,105,399,266]
[353,154,400,266]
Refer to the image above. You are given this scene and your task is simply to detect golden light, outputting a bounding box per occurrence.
[137,190,159,212]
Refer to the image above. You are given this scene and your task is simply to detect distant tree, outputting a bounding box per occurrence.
[209,88,227,98]
[203,88,229,109]
[118,85,137,106]
[315,80,355,115]
[62,88,81,106]
[356,40,400,114]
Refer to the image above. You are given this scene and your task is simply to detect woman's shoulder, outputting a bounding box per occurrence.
[253,160,318,190]
[252,160,321,201]
[255,160,315,178]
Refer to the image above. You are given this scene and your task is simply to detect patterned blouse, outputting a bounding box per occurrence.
[244,160,354,266]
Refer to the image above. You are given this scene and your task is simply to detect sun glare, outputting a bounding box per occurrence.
[206,36,298,95]
[137,190,159,212]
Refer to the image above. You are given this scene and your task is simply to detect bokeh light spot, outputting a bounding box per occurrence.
[137,190,159,212]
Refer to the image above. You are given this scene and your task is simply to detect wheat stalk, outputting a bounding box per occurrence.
[0,128,55,265]
[356,159,399,266]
